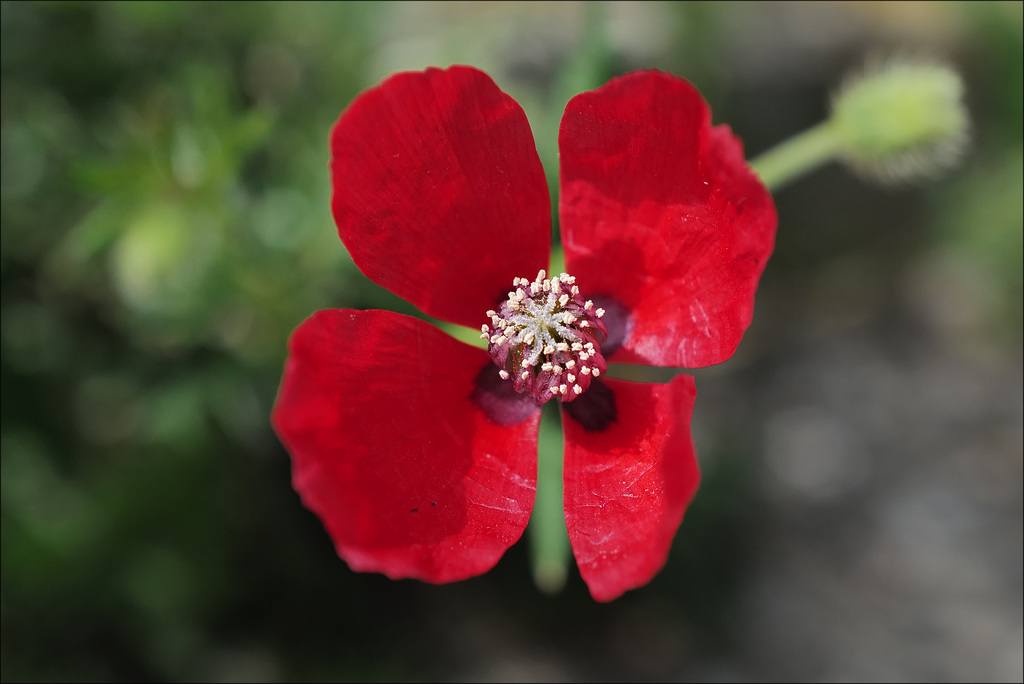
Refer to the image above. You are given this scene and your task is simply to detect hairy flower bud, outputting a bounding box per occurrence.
[831,58,970,183]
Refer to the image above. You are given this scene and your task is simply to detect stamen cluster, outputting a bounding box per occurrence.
[482,270,608,404]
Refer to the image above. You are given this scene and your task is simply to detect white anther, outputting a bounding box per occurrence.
[516,288,526,300]
[592,368,601,377]
[536,269,546,283]
[541,362,553,372]
[486,309,496,318]
[481,324,489,333]
[523,331,535,345]
[585,342,594,350]
[584,300,593,310]
[543,345,555,355]
[556,342,569,352]
[543,280,551,292]
[551,279,561,294]
[580,366,591,375]
[565,359,576,369]
[553,365,562,375]
[521,370,530,380]
[480,332,489,340]
[573,383,582,394]
[559,384,568,394]
[562,313,576,325]
[559,273,571,283]
[571,285,579,295]
[580,321,589,327]
[558,294,570,307]
[595,308,605,318]
[498,370,510,380]
[567,374,576,383]
[572,342,584,351]
[550,385,561,396]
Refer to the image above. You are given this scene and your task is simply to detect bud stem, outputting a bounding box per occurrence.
[749,120,843,192]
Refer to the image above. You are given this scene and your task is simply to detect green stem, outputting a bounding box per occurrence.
[749,120,844,192]
[529,404,571,594]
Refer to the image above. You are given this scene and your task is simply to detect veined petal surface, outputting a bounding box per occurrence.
[562,375,699,602]
[332,66,551,329]
[272,309,540,583]
[559,70,776,368]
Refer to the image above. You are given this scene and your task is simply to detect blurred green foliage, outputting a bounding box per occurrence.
[1,1,1020,681]
[1,3,383,679]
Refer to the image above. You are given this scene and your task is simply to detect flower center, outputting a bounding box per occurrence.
[482,270,608,404]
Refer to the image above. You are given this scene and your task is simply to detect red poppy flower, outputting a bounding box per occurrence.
[272,66,775,602]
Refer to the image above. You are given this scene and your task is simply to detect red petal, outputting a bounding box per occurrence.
[561,376,699,602]
[559,70,776,368]
[271,309,540,583]
[331,66,551,329]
